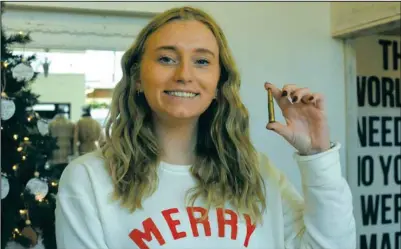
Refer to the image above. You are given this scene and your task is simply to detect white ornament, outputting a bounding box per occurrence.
[26,178,48,200]
[1,176,10,199]
[11,63,34,82]
[1,98,16,121]
[37,119,49,135]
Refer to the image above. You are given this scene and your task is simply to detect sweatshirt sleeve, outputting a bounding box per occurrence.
[263,142,356,249]
[55,160,109,249]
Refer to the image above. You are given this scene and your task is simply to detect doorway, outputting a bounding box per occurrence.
[342,20,400,249]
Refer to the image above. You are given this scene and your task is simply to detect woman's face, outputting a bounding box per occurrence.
[139,20,220,121]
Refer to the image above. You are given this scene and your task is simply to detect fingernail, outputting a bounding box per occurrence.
[309,96,314,101]
[281,91,287,97]
[292,96,298,102]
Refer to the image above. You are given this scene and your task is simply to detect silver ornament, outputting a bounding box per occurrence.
[11,63,34,82]
[1,176,10,199]
[26,178,49,200]
[37,119,49,135]
[1,99,16,121]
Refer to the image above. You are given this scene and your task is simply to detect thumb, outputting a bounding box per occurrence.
[266,121,293,141]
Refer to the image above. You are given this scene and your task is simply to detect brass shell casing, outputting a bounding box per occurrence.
[268,88,275,123]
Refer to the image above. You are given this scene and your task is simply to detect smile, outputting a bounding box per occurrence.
[164,91,199,98]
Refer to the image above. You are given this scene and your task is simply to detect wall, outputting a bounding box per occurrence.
[30,74,86,122]
[6,2,347,193]
[350,35,400,249]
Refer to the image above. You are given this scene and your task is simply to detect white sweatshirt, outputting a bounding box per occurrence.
[55,142,356,249]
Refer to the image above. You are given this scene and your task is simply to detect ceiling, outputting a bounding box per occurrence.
[379,26,401,36]
[2,7,152,51]
[377,19,401,36]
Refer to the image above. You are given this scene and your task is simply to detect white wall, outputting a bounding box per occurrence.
[349,35,400,249]
[31,74,85,122]
[8,2,347,192]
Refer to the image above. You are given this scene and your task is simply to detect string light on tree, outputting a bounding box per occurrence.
[1,4,60,248]
[12,228,21,239]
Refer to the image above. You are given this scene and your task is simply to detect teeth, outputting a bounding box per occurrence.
[166,91,197,98]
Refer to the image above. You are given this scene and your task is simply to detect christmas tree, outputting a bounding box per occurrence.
[1,3,60,249]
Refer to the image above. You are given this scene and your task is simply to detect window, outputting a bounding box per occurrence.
[84,50,115,87]
[13,49,125,88]
[13,49,86,74]
[113,51,125,85]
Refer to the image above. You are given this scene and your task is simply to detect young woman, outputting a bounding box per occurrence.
[55,6,356,249]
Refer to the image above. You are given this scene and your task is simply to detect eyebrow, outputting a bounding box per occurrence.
[155,45,216,58]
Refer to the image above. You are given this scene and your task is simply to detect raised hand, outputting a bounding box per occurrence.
[265,82,331,156]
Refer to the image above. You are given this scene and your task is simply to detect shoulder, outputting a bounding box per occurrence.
[69,149,105,167]
[58,150,110,197]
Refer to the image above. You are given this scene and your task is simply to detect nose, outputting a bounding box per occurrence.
[174,59,193,84]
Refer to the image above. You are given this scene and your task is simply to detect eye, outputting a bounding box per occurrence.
[158,56,176,64]
[195,59,210,66]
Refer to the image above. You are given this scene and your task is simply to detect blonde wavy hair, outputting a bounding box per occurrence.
[101,6,267,223]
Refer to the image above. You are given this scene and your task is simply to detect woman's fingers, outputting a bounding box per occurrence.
[266,120,294,143]
[301,93,314,104]
[264,82,282,102]
[265,83,296,108]
[281,84,298,97]
[265,82,325,110]
[289,87,310,103]
[310,93,325,110]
